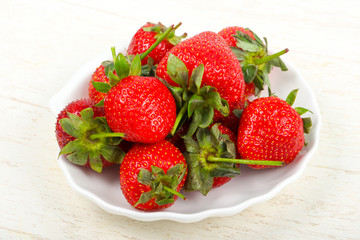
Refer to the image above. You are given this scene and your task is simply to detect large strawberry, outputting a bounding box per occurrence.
[156,31,245,122]
[237,89,312,169]
[127,22,186,65]
[120,140,187,211]
[55,99,125,172]
[104,75,176,143]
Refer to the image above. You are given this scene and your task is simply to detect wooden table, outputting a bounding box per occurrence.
[1,0,359,239]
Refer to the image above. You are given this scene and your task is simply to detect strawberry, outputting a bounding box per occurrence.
[219,26,288,97]
[156,31,245,123]
[237,89,312,169]
[120,140,187,210]
[104,75,176,143]
[88,63,117,104]
[218,26,255,46]
[127,22,186,65]
[55,99,125,172]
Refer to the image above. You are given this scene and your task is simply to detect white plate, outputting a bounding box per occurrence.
[49,45,321,223]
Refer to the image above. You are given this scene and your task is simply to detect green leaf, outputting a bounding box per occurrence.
[151,165,165,175]
[196,128,213,150]
[114,52,130,80]
[269,57,288,71]
[99,145,125,164]
[188,95,206,118]
[230,47,246,61]
[242,64,257,84]
[60,118,80,138]
[189,64,204,93]
[94,99,104,107]
[183,136,200,153]
[104,61,115,78]
[135,191,154,206]
[92,80,111,93]
[294,107,313,116]
[80,108,94,123]
[155,197,175,206]
[65,145,89,166]
[198,107,214,128]
[210,166,241,178]
[166,163,184,176]
[234,34,259,52]
[89,151,103,173]
[108,70,121,87]
[198,168,214,196]
[232,109,243,119]
[167,53,189,88]
[286,89,299,106]
[130,54,141,76]
[137,168,153,185]
[302,117,312,134]
[59,139,79,156]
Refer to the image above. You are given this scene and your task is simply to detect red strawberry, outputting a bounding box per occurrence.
[127,22,186,65]
[156,31,245,122]
[120,140,187,211]
[219,26,288,98]
[237,90,312,169]
[104,75,176,143]
[218,26,255,47]
[55,99,125,172]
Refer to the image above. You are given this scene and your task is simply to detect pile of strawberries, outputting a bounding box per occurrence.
[55,22,312,211]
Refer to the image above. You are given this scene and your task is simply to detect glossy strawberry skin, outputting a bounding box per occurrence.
[156,31,245,121]
[104,76,176,144]
[55,99,113,168]
[127,22,175,65]
[120,140,187,210]
[237,96,305,169]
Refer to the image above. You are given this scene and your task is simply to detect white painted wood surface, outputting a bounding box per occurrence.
[1,0,359,239]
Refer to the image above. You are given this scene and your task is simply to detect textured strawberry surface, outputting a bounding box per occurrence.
[156,31,245,120]
[237,96,305,169]
[104,76,176,143]
[120,140,187,210]
[127,22,175,65]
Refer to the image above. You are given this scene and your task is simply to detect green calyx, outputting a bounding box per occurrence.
[162,53,230,137]
[285,89,313,134]
[135,163,187,207]
[182,124,240,196]
[143,22,187,46]
[92,24,179,106]
[59,108,125,173]
[230,29,288,96]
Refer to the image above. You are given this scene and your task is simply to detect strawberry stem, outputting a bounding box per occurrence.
[207,156,284,166]
[163,186,186,200]
[171,102,188,135]
[140,24,176,61]
[253,48,289,65]
[90,132,124,140]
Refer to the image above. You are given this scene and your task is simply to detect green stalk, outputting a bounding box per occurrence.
[253,48,289,65]
[90,132,124,140]
[207,156,284,166]
[170,102,188,135]
[163,186,186,200]
[140,24,177,61]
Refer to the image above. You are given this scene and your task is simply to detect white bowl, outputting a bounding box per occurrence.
[49,46,321,223]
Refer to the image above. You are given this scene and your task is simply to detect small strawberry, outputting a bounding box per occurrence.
[120,140,187,211]
[127,22,186,65]
[237,89,312,169]
[55,99,125,172]
[218,26,255,46]
[88,63,116,104]
[156,31,245,122]
[219,26,288,97]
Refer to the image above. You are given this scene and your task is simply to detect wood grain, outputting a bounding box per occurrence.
[1,0,359,239]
